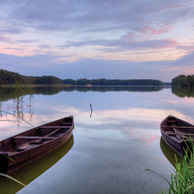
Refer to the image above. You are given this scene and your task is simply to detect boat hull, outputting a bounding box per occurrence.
[161,130,183,156]
[0,115,74,174]
[160,115,194,156]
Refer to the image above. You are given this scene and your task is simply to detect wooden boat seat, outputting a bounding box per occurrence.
[166,132,194,136]
[162,126,194,129]
[39,126,70,129]
[61,122,72,125]
[13,136,55,140]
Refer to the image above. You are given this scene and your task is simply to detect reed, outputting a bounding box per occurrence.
[146,139,194,194]
[0,110,32,187]
[0,173,26,186]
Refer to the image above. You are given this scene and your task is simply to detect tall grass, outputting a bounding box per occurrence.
[0,173,26,187]
[146,139,194,194]
[161,151,194,194]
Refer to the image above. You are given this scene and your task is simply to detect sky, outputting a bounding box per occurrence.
[0,0,194,81]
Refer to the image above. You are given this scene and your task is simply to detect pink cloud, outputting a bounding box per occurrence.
[123,24,172,40]
[161,67,181,72]
[0,36,13,43]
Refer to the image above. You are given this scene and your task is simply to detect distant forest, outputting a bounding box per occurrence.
[172,75,194,88]
[0,69,163,86]
[172,74,194,97]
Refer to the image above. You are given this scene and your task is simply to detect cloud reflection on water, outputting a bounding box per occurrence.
[54,106,194,145]
[1,88,194,193]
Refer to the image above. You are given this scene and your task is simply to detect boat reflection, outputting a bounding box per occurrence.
[160,137,182,168]
[0,135,74,194]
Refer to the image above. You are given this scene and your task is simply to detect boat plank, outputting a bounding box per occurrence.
[166,132,194,136]
[0,115,74,174]
[161,115,194,156]
[13,136,55,140]
[39,126,70,129]
[162,126,194,129]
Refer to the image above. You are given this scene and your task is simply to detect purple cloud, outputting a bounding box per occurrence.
[1,51,194,82]
[0,36,13,43]
[62,37,179,50]
[1,0,194,34]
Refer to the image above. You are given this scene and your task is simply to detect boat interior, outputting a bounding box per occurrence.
[162,116,194,141]
[0,117,73,153]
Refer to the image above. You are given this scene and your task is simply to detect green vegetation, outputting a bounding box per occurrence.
[172,87,194,98]
[63,78,163,86]
[147,141,194,194]
[172,75,194,88]
[162,146,194,194]
[171,75,194,97]
[0,69,164,86]
[0,173,25,187]
[0,69,62,85]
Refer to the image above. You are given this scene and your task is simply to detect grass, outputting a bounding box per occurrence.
[0,173,26,187]
[146,139,194,194]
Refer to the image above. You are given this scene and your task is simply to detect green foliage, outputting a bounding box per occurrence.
[172,74,194,97]
[0,69,63,85]
[64,78,163,86]
[147,140,194,194]
[0,173,26,187]
[172,86,194,98]
[0,69,164,86]
[172,75,194,89]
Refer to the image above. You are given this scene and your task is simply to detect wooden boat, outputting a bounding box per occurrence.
[0,135,74,194]
[160,115,194,156]
[0,115,74,174]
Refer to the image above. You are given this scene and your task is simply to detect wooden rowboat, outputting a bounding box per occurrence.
[0,135,74,194]
[160,115,194,156]
[0,115,74,174]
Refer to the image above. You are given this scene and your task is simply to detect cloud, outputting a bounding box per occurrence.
[1,51,194,81]
[63,37,179,50]
[0,36,13,43]
[0,1,194,82]
[1,0,194,35]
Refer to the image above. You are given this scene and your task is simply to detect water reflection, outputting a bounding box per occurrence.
[0,85,165,128]
[0,86,164,101]
[0,86,194,193]
[0,94,34,128]
[172,87,194,97]
[160,137,182,168]
[0,135,74,194]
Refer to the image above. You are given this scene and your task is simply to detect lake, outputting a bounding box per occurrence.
[0,86,193,194]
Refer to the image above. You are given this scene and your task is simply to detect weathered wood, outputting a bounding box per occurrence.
[0,115,74,174]
[39,126,70,129]
[166,132,194,136]
[44,128,63,137]
[13,136,55,140]
[172,125,182,139]
[61,122,72,125]
[161,115,194,156]
[162,126,194,129]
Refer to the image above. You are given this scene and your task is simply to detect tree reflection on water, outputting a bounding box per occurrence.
[172,86,194,98]
[0,94,34,127]
[0,85,164,127]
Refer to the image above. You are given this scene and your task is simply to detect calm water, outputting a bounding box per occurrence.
[0,86,193,194]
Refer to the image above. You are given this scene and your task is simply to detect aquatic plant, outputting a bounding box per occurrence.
[146,139,194,193]
[0,173,25,186]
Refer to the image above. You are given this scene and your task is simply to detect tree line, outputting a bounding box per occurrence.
[171,74,194,97]
[0,69,62,84]
[172,75,194,88]
[63,78,163,86]
[0,69,163,86]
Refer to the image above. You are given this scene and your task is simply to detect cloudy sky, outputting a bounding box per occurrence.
[0,0,194,81]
